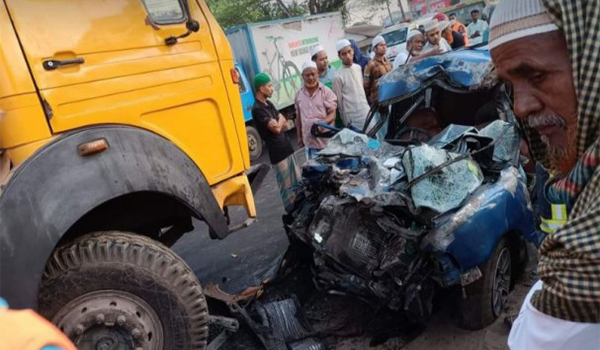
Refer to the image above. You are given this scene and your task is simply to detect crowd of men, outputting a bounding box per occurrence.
[250,13,491,212]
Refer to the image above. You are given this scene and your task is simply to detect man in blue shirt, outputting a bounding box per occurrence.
[311,45,336,88]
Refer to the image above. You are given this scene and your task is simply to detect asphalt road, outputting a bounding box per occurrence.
[173,136,294,296]
[173,132,533,350]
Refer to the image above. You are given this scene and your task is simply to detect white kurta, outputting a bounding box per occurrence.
[332,64,370,129]
[467,20,489,46]
[508,280,600,350]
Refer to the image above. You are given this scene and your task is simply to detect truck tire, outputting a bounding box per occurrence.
[457,238,512,330]
[247,126,263,161]
[38,231,208,350]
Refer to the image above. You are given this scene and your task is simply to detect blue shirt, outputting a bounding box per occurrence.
[319,66,337,88]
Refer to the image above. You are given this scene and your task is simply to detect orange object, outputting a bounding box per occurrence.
[452,22,470,46]
[0,309,76,350]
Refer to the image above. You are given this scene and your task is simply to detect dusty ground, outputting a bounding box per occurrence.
[330,281,531,350]
[174,136,538,349]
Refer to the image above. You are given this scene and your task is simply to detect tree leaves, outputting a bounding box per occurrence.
[206,0,307,28]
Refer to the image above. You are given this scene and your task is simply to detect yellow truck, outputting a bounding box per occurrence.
[0,1,266,349]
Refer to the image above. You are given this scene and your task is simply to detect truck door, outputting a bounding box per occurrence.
[5,0,245,184]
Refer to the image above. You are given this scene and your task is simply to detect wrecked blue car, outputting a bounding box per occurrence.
[284,48,543,330]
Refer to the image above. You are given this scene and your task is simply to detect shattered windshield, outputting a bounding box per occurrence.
[402,144,484,213]
[479,120,519,163]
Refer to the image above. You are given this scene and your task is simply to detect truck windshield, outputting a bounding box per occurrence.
[382,28,408,47]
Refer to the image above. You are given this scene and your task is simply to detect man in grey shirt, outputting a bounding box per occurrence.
[332,39,370,130]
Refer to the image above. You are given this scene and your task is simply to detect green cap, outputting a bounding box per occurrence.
[253,73,272,90]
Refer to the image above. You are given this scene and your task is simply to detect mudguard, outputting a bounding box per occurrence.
[425,167,538,271]
[0,126,228,309]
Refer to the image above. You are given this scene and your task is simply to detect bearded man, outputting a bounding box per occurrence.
[489,0,600,348]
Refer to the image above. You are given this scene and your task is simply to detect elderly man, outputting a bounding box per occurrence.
[393,30,425,69]
[467,9,488,46]
[490,0,600,348]
[295,61,337,159]
[332,39,370,129]
[364,35,392,105]
[392,30,443,70]
[252,73,300,213]
[310,45,336,88]
[422,20,452,55]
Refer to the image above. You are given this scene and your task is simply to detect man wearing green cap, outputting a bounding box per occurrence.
[251,73,300,213]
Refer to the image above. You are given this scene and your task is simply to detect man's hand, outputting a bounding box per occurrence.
[471,31,481,38]
[266,115,287,135]
[419,47,443,59]
[298,137,304,148]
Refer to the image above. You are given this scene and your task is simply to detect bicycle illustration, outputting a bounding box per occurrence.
[262,36,302,104]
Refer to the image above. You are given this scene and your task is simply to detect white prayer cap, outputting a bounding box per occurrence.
[301,61,318,72]
[310,44,325,58]
[489,0,559,50]
[423,19,440,33]
[372,35,386,49]
[407,30,423,41]
[336,39,352,52]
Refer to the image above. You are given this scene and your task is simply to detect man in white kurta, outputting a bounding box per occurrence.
[331,39,370,130]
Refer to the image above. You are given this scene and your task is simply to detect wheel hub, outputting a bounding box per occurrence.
[52,290,163,350]
[492,248,512,317]
[248,135,258,152]
[95,333,118,350]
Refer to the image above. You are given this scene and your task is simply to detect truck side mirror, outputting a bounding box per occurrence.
[165,0,200,46]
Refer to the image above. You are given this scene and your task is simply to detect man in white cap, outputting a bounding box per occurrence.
[310,45,336,88]
[422,19,452,55]
[393,30,426,69]
[363,35,392,105]
[440,19,465,49]
[489,0,600,348]
[295,61,337,159]
[332,39,370,129]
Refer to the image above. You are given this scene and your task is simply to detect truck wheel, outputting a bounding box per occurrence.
[247,126,263,161]
[457,238,512,330]
[38,231,208,350]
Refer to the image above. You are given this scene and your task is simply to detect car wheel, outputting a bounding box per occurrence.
[39,231,209,350]
[247,126,263,161]
[457,238,512,330]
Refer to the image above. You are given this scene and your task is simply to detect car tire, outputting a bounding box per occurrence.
[38,231,209,350]
[457,238,512,330]
[247,126,263,161]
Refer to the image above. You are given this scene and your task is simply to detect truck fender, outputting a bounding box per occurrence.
[0,126,228,309]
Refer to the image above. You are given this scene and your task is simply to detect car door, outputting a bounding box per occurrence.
[5,0,244,184]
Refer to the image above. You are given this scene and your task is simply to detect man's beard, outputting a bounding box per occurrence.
[527,113,578,175]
